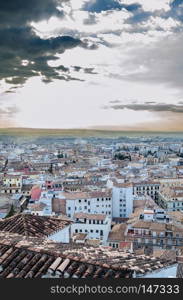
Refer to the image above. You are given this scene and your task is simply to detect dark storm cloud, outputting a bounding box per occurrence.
[72,66,97,74]
[105,103,183,113]
[169,0,183,22]
[0,0,98,86]
[0,0,67,28]
[125,8,152,24]
[82,0,141,13]
[0,26,94,85]
[82,0,164,27]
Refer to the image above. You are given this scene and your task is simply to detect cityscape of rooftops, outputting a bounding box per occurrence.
[0,0,183,288]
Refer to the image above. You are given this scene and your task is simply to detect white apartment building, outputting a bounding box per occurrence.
[65,190,112,219]
[38,184,134,220]
[133,181,160,201]
[158,187,183,212]
[1,174,22,194]
[71,213,111,245]
[112,183,134,218]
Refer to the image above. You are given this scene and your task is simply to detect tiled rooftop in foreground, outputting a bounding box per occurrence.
[0,231,176,278]
[0,214,72,238]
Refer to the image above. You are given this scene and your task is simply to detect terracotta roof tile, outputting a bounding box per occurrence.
[0,232,176,278]
[0,214,71,238]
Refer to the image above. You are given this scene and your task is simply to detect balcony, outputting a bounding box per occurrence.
[127,232,152,238]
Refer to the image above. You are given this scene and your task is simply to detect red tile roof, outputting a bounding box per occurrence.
[0,214,71,238]
[0,232,176,278]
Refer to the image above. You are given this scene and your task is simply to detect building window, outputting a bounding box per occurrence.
[100,230,103,236]
[90,230,93,233]
[96,230,99,233]
[68,207,71,210]
[75,229,78,233]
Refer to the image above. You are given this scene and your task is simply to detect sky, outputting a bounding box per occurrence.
[1,0,183,131]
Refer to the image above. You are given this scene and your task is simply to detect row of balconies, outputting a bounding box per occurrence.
[128,233,183,240]
[133,240,183,247]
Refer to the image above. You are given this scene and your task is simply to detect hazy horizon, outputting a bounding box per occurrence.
[1,127,183,137]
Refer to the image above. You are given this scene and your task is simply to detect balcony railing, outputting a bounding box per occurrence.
[127,233,183,240]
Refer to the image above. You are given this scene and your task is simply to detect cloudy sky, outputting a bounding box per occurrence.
[1,0,183,131]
